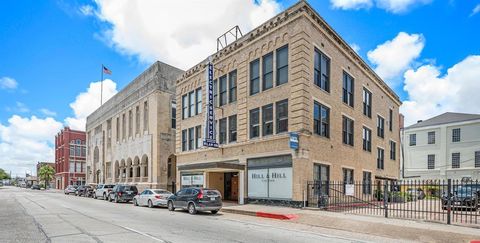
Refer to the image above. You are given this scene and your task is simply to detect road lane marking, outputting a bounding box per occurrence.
[120,226,168,243]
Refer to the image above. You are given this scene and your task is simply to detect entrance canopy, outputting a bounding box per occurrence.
[177,160,245,172]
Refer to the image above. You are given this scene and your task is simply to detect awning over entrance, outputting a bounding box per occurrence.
[178,160,244,171]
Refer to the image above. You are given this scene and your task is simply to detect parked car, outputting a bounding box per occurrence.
[442,185,480,210]
[133,189,173,208]
[108,185,138,203]
[94,184,115,200]
[31,184,41,190]
[76,185,93,197]
[85,185,96,198]
[64,185,78,195]
[406,188,426,200]
[167,188,222,215]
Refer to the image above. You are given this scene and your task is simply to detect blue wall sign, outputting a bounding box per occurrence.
[289,132,299,150]
[203,61,218,148]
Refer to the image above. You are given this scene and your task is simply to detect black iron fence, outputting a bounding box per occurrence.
[306,179,480,225]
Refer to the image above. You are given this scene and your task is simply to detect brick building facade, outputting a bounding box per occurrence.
[175,1,401,206]
[55,127,86,189]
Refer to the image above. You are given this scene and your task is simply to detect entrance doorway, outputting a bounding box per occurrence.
[224,172,238,201]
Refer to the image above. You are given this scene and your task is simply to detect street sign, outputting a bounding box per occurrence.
[203,60,218,148]
[289,132,299,149]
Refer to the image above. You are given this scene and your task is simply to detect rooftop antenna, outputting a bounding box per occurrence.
[216,25,243,52]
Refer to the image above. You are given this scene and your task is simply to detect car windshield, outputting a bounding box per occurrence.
[104,185,114,189]
[457,187,473,195]
[124,186,138,192]
[153,190,170,194]
[203,189,220,195]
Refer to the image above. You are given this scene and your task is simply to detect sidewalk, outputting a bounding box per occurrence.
[222,204,480,243]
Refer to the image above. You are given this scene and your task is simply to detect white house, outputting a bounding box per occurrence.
[402,112,480,181]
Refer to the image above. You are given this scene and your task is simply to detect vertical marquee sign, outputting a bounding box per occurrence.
[203,59,219,148]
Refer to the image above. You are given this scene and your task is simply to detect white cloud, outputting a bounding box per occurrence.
[470,4,480,17]
[330,0,431,13]
[6,102,29,113]
[367,32,424,86]
[0,77,18,90]
[65,79,118,130]
[93,0,281,69]
[0,115,63,176]
[79,5,95,16]
[401,55,480,126]
[350,43,361,53]
[330,0,373,10]
[40,108,57,117]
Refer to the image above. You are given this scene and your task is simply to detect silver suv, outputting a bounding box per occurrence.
[94,184,115,200]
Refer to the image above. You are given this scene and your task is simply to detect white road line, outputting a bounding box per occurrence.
[121,226,167,243]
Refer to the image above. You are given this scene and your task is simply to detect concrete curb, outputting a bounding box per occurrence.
[222,208,298,220]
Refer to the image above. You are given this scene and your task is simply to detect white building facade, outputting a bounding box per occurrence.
[402,112,480,180]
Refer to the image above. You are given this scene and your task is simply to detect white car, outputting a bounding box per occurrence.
[133,189,173,208]
[94,184,115,200]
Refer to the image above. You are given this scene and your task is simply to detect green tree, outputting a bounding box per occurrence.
[38,165,55,188]
[0,168,10,180]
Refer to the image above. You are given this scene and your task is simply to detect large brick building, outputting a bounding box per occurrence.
[55,127,86,189]
[175,1,401,206]
[85,61,183,192]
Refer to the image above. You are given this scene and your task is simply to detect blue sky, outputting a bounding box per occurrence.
[0,0,479,176]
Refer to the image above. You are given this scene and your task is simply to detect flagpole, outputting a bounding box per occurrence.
[101,64,104,106]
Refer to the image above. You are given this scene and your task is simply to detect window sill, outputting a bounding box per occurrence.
[313,84,330,95]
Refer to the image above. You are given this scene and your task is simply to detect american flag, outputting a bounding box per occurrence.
[103,65,112,75]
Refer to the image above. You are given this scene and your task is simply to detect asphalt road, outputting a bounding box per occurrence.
[0,186,399,243]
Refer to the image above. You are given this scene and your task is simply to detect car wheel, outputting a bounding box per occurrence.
[103,193,108,200]
[114,196,119,203]
[188,203,197,215]
[134,199,138,206]
[168,201,175,211]
[148,200,153,208]
[211,210,219,214]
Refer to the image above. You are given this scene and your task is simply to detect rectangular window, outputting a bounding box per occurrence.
[342,71,354,107]
[135,106,140,135]
[213,79,218,107]
[69,146,74,157]
[195,88,202,115]
[343,168,354,193]
[219,75,227,106]
[314,164,329,196]
[229,70,237,103]
[188,127,194,151]
[389,109,393,131]
[313,102,329,138]
[250,108,260,138]
[342,116,354,146]
[362,88,372,118]
[182,130,187,152]
[229,115,237,143]
[452,152,460,168]
[262,104,274,136]
[171,102,176,129]
[475,151,480,168]
[276,99,288,133]
[362,127,371,152]
[143,101,148,132]
[182,94,188,119]
[276,45,289,86]
[122,113,126,139]
[195,125,202,149]
[76,162,81,173]
[69,162,75,172]
[262,52,273,91]
[219,118,227,145]
[250,59,260,95]
[452,128,461,142]
[428,154,435,169]
[428,131,435,144]
[390,140,396,160]
[362,171,372,195]
[128,110,132,138]
[116,117,120,142]
[377,148,385,170]
[410,134,416,146]
[189,91,195,117]
[314,49,330,92]
[377,116,385,138]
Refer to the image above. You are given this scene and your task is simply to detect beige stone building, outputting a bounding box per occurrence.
[175,1,401,206]
[86,61,183,192]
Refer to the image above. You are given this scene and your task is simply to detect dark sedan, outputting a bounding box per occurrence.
[167,188,222,215]
[76,185,93,197]
[442,186,480,210]
[108,185,138,203]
